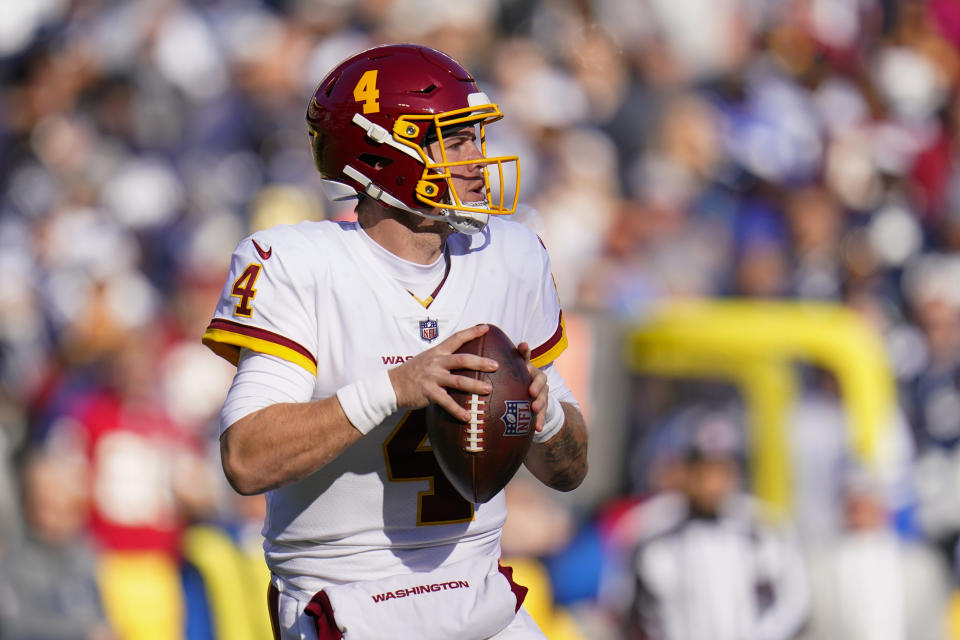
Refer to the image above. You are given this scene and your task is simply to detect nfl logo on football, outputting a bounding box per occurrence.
[501,401,531,436]
[419,318,439,342]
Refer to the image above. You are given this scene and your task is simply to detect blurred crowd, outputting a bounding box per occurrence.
[4,0,960,638]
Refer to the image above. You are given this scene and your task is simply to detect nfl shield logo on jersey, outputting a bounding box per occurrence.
[419,319,439,342]
[501,401,532,436]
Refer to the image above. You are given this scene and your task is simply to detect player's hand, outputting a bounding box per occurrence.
[518,342,548,433]
[389,324,499,422]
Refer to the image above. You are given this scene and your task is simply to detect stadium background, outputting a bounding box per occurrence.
[4,0,960,638]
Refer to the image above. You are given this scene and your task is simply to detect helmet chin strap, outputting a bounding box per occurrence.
[385,193,491,234]
[399,203,489,234]
[436,205,490,234]
[343,165,490,234]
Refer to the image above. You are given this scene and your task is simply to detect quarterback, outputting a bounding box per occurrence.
[203,44,588,640]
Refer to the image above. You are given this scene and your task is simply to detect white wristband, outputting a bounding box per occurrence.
[533,393,565,444]
[336,369,398,435]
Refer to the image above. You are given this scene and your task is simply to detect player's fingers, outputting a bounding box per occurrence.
[448,353,498,372]
[528,367,546,390]
[430,388,472,422]
[443,372,492,396]
[528,369,547,399]
[534,409,546,432]
[531,386,547,415]
[524,354,541,377]
[517,342,532,364]
[438,323,489,353]
[529,375,548,426]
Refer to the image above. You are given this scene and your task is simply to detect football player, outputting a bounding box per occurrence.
[203,44,588,640]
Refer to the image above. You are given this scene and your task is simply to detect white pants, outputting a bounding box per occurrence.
[273,584,548,640]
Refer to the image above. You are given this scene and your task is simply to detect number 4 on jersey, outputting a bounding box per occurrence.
[231,264,262,317]
[384,410,473,526]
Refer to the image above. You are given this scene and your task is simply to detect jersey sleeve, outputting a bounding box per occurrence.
[202,230,319,376]
[527,236,568,369]
[220,349,316,433]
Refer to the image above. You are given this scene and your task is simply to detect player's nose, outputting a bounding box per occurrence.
[465,139,484,162]
[464,142,485,174]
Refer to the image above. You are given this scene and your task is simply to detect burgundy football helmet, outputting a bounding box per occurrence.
[306,44,520,233]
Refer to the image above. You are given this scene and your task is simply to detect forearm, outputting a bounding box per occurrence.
[523,401,588,491]
[219,325,496,496]
[220,396,362,495]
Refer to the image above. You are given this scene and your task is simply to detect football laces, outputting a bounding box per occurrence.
[464,394,486,452]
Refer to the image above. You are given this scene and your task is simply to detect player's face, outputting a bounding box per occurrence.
[426,125,486,206]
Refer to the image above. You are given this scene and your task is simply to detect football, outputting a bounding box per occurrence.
[426,324,535,504]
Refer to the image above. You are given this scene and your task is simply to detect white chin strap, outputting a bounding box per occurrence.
[395,202,489,235]
[437,206,490,234]
[343,164,489,234]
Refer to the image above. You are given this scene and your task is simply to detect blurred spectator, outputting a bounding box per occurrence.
[800,468,953,640]
[784,185,845,300]
[500,475,591,640]
[0,449,115,640]
[0,393,27,555]
[899,254,960,552]
[788,367,916,545]
[40,328,217,640]
[501,474,576,559]
[49,329,215,557]
[618,407,809,640]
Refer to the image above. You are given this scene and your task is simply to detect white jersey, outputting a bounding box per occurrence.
[203,217,567,598]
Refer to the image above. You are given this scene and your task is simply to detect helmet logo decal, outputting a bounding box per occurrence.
[353,70,380,114]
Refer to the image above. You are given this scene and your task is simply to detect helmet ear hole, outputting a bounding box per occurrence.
[358,154,392,171]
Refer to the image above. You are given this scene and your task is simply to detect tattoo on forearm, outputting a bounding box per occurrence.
[541,424,587,491]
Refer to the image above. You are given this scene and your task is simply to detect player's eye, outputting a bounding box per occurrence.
[448,134,475,150]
